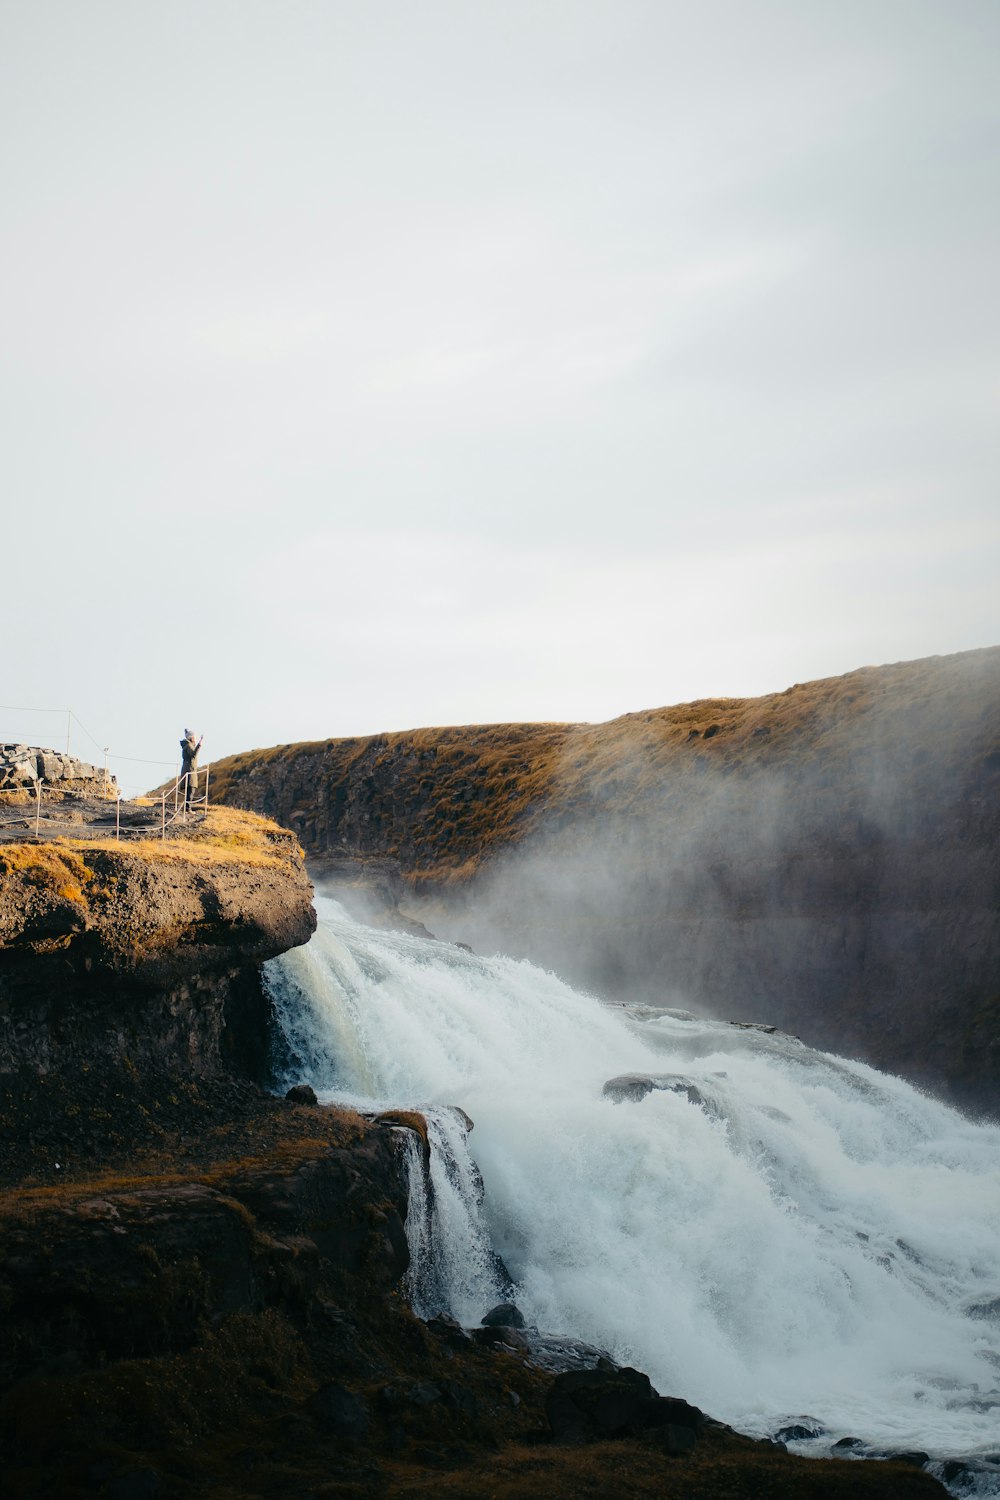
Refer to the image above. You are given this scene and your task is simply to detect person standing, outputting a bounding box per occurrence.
[179,728,203,810]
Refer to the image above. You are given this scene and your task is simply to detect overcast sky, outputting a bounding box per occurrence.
[2,1,998,794]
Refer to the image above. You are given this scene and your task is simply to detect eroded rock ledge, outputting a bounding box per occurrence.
[0,806,315,1079]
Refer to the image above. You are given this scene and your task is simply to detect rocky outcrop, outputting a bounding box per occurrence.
[603,1074,714,1109]
[0,1119,947,1499]
[0,812,315,1085]
[207,649,1000,1112]
[0,742,114,792]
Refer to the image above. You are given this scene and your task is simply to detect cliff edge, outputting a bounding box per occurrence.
[0,803,316,1180]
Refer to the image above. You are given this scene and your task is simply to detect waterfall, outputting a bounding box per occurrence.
[395,1107,507,1323]
[263,896,1000,1483]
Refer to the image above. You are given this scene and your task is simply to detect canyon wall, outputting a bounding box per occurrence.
[210,648,1000,1112]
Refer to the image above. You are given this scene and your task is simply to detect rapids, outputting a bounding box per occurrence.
[264,896,1000,1483]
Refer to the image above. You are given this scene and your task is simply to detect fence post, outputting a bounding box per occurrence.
[204,763,210,810]
[34,779,42,837]
[116,794,121,843]
[161,792,166,840]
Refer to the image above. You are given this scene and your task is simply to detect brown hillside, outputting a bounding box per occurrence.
[209,649,1000,1110]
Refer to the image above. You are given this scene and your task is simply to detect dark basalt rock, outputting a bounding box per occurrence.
[545,1365,705,1448]
[933,1455,1000,1489]
[521,1332,618,1374]
[603,1073,711,1110]
[482,1302,526,1329]
[471,1325,530,1353]
[286,1082,319,1105]
[772,1417,827,1441]
[424,1312,471,1348]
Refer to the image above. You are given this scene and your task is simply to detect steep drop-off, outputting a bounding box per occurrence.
[0,804,941,1499]
[209,648,1000,1111]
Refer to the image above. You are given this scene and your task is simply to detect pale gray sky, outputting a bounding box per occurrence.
[2,0,998,794]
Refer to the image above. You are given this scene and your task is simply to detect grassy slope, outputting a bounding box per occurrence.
[207,648,1000,885]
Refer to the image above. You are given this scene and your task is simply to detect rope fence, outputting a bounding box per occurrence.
[1,702,211,841]
[0,765,212,842]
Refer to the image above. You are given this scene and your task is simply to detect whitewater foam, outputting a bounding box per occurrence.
[264,896,1000,1474]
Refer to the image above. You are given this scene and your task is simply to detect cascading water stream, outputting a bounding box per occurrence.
[394,1107,507,1323]
[264,896,1000,1488]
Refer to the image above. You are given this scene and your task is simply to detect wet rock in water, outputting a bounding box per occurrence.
[756,1104,792,1123]
[448,1106,475,1134]
[831,1435,866,1452]
[603,1073,710,1110]
[603,1073,656,1103]
[521,1330,618,1374]
[285,1083,318,1105]
[883,1451,930,1468]
[308,1383,371,1438]
[966,1295,1000,1321]
[470,1324,530,1353]
[482,1302,525,1329]
[772,1417,827,1442]
[933,1455,1000,1490]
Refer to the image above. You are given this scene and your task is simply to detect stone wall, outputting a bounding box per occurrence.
[0,742,114,791]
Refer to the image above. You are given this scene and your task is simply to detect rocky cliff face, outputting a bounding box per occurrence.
[209,648,1000,1112]
[0,807,317,1179]
[0,810,315,1077]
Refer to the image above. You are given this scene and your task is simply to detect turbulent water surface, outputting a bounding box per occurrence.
[265,896,1000,1483]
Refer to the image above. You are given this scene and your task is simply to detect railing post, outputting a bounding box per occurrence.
[204,763,210,810]
[34,779,42,837]
[116,794,121,843]
[161,792,166,840]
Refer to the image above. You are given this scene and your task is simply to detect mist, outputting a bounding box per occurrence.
[404,649,1000,1110]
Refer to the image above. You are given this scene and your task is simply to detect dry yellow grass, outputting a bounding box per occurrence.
[0,843,93,905]
[0,809,304,942]
[63,806,302,871]
[206,648,1000,886]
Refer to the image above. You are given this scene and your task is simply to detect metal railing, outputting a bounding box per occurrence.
[159,763,212,836]
[0,764,212,843]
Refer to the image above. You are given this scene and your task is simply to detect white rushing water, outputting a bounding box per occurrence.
[264,896,1000,1481]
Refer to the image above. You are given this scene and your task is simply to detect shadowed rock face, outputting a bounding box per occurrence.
[0,819,316,1084]
[209,649,1000,1111]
